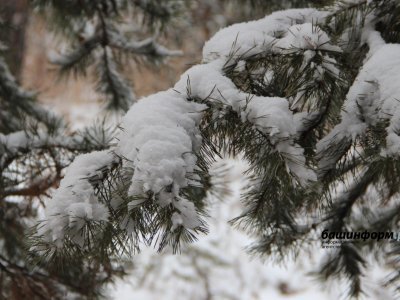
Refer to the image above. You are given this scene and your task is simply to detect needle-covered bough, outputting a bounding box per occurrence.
[32,1,400,297]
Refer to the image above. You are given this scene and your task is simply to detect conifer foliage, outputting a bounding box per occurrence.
[2,0,400,298]
[28,0,400,298]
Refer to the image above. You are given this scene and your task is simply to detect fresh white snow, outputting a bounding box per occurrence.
[34,4,400,299]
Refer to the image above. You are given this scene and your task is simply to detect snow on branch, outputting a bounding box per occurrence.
[29,2,400,298]
[37,150,117,247]
[202,9,330,62]
[39,5,400,255]
[117,90,206,227]
[37,88,207,248]
[317,44,400,173]
[36,8,337,250]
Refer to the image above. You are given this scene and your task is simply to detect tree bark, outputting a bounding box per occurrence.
[0,0,29,79]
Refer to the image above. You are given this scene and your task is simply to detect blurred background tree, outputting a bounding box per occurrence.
[0,0,29,78]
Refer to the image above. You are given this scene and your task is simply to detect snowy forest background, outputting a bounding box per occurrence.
[1,0,400,299]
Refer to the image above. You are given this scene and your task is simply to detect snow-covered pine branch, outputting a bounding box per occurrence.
[34,1,400,297]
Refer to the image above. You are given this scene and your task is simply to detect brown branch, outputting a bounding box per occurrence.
[2,174,61,198]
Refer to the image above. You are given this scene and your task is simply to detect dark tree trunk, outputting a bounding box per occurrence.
[0,0,29,80]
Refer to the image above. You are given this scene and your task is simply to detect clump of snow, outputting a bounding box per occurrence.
[243,96,316,184]
[117,90,206,230]
[243,96,296,141]
[361,18,386,57]
[317,44,400,170]
[0,131,29,151]
[38,150,115,246]
[172,197,201,229]
[275,23,342,53]
[203,9,330,62]
[0,130,85,168]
